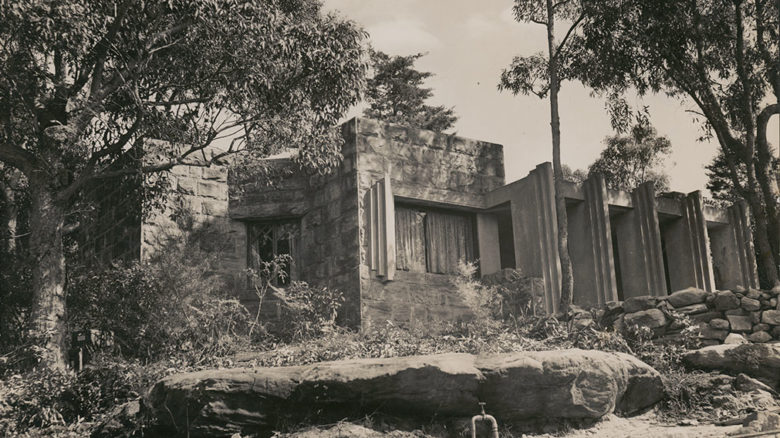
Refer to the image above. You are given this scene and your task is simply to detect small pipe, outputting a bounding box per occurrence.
[471,402,499,438]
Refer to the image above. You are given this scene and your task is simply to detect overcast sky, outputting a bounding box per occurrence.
[321,0,779,195]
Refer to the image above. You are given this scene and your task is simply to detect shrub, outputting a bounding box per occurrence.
[271,281,345,342]
[452,261,503,321]
[67,238,251,364]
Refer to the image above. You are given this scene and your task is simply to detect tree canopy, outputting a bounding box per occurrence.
[0,0,368,368]
[568,0,780,285]
[363,50,457,132]
[589,121,671,192]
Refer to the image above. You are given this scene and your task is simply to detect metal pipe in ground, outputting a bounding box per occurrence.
[471,402,499,438]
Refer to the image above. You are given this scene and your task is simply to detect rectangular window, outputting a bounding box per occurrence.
[247,219,299,286]
[395,205,476,275]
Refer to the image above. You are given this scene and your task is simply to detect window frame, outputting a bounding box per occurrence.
[246,218,300,286]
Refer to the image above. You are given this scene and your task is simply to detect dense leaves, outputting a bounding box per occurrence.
[363,51,457,132]
[589,121,672,192]
[0,0,368,367]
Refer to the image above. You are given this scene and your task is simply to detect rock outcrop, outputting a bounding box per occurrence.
[144,350,663,437]
[682,343,780,389]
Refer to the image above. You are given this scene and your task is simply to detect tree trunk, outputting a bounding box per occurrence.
[27,180,68,369]
[0,179,16,256]
[546,0,575,312]
[744,163,779,287]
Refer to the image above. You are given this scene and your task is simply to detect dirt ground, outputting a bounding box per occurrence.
[525,412,743,438]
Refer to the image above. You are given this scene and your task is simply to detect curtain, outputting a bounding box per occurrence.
[395,206,475,275]
[395,207,427,272]
[425,210,475,274]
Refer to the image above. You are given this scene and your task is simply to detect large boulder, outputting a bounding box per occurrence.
[145,351,663,437]
[683,343,780,389]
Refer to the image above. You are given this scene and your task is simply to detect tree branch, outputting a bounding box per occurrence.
[0,143,37,175]
[553,12,585,60]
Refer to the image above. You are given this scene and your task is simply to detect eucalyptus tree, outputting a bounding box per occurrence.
[571,0,780,286]
[499,0,586,312]
[589,121,672,193]
[0,0,368,368]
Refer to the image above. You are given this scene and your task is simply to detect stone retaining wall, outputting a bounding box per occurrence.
[595,287,780,345]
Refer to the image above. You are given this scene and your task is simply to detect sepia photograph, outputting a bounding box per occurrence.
[0,0,779,436]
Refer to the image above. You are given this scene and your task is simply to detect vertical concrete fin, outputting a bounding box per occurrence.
[368,175,395,280]
[369,184,379,271]
[728,201,759,289]
[533,163,561,314]
[583,175,618,304]
[632,182,667,296]
[684,191,716,291]
[383,173,395,281]
[476,213,501,277]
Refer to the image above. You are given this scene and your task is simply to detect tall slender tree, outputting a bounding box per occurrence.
[0,0,368,369]
[499,0,586,312]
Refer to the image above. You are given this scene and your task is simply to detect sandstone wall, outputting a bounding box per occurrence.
[229,130,362,326]
[350,118,506,329]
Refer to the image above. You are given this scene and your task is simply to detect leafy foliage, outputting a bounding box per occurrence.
[363,51,457,132]
[67,239,251,363]
[270,281,345,342]
[0,0,369,367]
[588,121,672,192]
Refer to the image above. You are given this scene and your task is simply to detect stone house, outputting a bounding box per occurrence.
[82,117,759,329]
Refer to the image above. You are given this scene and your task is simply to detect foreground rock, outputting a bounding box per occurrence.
[683,343,780,389]
[145,350,663,437]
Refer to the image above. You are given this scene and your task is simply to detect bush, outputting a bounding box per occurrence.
[270,281,345,342]
[0,355,165,436]
[67,239,251,364]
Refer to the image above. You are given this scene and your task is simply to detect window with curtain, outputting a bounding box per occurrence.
[247,220,299,286]
[395,205,476,275]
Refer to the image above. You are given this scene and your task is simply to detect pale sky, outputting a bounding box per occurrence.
[322,0,779,195]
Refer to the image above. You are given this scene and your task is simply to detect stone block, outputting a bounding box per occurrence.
[624,308,667,329]
[727,315,752,332]
[724,333,748,344]
[741,297,761,311]
[676,303,709,315]
[201,200,227,217]
[761,310,780,325]
[699,327,728,341]
[177,178,197,195]
[623,296,658,313]
[198,181,228,200]
[750,311,762,324]
[709,319,730,330]
[771,298,778,308]
[667,287,708,307]
[772,326,780,340]
[691,311,724,323]
[746,289,761,300]
[713,291,740,311]
[752,323,770,332]
[725,308,748,316]
[748,331,772,343]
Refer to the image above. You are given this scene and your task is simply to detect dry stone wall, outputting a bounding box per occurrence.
[596,286,780,345]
